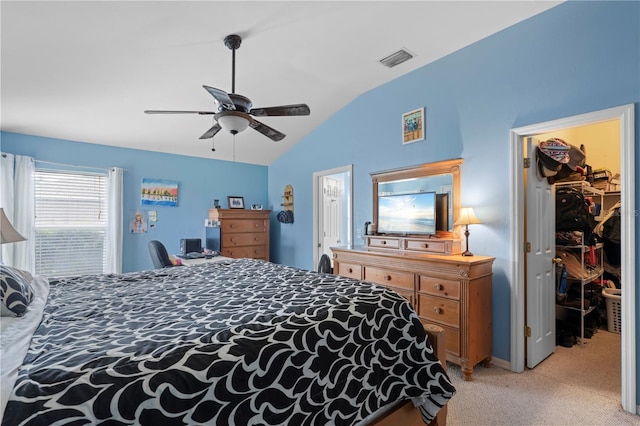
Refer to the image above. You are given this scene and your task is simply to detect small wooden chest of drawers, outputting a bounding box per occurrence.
[208,209,271,260]
[332,245,494,381]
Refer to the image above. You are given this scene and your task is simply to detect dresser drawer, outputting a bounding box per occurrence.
[336,262,362,280]
[419,276,460,300]
[222,219,266,233]
[405,239,448,254]
[223,233,266,247]
[418,294,460,328]
[222,245,266,259]
[393,287,416,307]
[421,321,461,357]
[364,267,414,290]
[368,237,400,249]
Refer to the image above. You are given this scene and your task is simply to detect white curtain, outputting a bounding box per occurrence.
[106,167,123,274]
[0,153,35,271]
[13,156,35,272]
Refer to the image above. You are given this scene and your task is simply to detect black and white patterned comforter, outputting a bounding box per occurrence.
[2,259,455,425]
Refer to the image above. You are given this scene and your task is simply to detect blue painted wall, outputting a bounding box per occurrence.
[1,0,639,402]
[268,0,640,380]
[0,132,268,272]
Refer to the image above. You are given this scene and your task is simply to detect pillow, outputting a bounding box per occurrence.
[0,265,35,317]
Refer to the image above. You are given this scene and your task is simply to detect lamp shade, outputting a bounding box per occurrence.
[454,207,482,226]
[0,208,26,244]
[217,113,250,135]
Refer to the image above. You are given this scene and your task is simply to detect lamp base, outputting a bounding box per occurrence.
[461,225,473,257]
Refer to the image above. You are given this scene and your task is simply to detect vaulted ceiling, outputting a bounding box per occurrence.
[1,1,562,165]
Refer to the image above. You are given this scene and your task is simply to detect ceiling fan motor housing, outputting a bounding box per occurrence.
[227,94,252,112]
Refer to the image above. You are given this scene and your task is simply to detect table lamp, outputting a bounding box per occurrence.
[454,207,481,257]
[1,208,26,244]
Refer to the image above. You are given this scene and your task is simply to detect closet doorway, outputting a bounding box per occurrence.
[509,104,636,414]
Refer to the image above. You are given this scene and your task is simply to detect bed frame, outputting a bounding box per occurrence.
[371,324,447,426]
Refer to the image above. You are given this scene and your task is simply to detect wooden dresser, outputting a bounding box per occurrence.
[332,245,494,381]
[207,209,271,260]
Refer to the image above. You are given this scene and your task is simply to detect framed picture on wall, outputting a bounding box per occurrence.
[228,196,245,209]
[141,179,178,207]
[402,107,425,144]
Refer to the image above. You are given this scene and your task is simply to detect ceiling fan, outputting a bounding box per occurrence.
[145,34,310,142]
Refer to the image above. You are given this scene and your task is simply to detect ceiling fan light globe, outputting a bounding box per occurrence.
[218,114,249,135]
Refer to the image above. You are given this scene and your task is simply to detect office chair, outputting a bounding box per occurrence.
[148,240,178,269]
[317,254,333,274]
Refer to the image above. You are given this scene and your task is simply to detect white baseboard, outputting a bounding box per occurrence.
[489,356,510,371]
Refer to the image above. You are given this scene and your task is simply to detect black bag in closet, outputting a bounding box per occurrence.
[555,186,597,244]
[602,207,621,266]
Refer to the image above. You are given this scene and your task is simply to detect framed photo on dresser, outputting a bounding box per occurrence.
[227,196,245,209]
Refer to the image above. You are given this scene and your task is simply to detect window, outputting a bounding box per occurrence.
[34,170,108,277]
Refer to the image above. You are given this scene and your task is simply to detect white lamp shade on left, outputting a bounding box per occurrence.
[0,208,26,244]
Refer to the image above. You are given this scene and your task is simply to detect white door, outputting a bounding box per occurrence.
[321,176,342,259]
[313,165,352,269]
[525,137,557,368]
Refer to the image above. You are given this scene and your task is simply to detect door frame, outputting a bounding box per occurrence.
[509,104,636,413]
[312,164,353,268]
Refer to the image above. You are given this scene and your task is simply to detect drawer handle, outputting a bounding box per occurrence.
[384,275,392,281]
[381,240,387,245]
[434,284,443,291]
[348,268,353,273]
[230,223,235,228]
[423,243,429,248]
[434,307,442,314]
[254,223,259,228]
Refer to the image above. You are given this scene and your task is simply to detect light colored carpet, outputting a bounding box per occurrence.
[445,329,638,425]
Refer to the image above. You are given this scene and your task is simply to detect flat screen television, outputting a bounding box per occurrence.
[378,191,436,235]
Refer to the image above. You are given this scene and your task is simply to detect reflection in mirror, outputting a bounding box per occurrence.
[371,159,462,239]
[378,174,454,232]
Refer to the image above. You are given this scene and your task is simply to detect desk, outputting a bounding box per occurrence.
[176,256,231,266]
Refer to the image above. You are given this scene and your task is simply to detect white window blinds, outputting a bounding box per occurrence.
[34,170,108,277]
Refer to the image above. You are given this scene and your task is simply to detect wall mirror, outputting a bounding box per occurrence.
[371,158,462,239]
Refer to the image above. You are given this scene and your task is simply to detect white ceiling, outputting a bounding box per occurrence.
[1,1,562,166]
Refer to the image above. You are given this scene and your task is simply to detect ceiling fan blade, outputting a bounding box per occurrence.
[144,110,215,115]
[250,104,310,117]
[248,118,286,142]
[199,123,222,140]
[203,86,236,111]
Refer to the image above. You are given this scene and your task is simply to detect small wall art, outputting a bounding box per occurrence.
[402,107,425,144]
[128,210,148,233]
[141,178,178,207]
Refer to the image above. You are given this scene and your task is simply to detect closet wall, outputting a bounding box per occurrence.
[538,120,620,179]
[538,120,621,215]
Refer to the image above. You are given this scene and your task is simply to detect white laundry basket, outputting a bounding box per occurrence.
[602,287,621,333]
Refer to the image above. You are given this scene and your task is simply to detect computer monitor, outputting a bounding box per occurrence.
[180,238,201,255]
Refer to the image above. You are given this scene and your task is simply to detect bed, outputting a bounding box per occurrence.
[1,258,454,425]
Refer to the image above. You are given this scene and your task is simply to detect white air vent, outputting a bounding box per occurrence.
[379,49,414,68]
